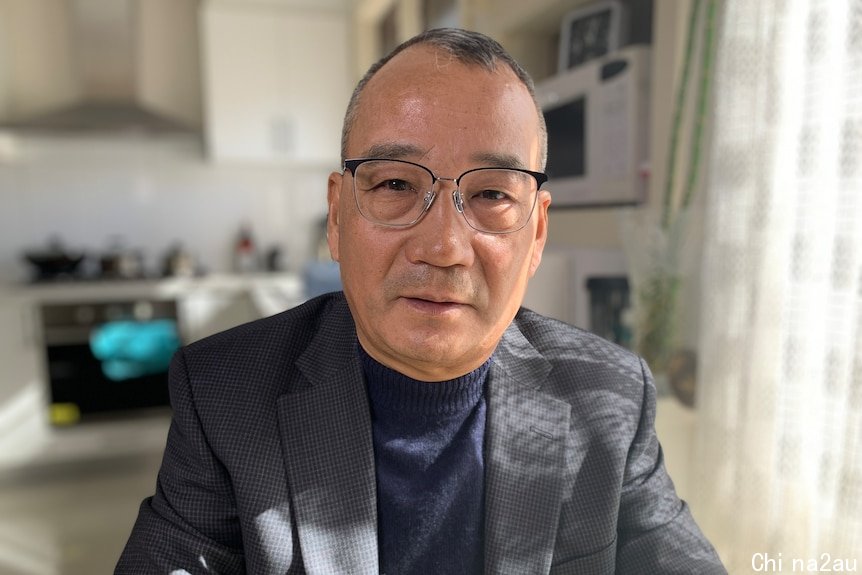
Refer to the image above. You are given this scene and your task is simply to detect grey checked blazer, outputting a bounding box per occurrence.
[116,291,725,574]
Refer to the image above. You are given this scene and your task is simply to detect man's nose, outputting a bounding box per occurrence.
[405,181,475,268]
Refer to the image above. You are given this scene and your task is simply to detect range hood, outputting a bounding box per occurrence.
[0,0,202,134]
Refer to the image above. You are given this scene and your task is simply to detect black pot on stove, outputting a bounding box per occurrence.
[22,238,85,281]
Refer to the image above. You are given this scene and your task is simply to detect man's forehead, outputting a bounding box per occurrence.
[346,44,541,168]
[364,44,516,96]
[354,49,527,123]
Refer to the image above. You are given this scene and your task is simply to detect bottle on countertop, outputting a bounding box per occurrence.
[234,225,259,274]
[265,245,285,272]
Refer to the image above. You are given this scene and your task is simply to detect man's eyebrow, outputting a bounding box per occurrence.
[470,152,527,170]
[358,143,426,159]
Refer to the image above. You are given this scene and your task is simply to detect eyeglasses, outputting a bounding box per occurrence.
[342,158,548,234]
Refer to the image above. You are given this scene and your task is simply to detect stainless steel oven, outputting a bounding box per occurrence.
[39,299,178,425]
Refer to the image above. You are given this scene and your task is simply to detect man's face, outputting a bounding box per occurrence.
[327,45,550,381]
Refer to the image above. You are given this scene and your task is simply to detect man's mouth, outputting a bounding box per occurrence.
[401,295,469,315]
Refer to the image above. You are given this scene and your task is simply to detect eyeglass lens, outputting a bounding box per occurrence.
[351,160,538,233]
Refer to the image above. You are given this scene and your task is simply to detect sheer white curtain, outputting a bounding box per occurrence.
[693,0,862,571]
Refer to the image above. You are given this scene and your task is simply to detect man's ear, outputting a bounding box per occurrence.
[528,190,551,277]
[326,171,342,262]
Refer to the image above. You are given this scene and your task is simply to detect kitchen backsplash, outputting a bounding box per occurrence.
[0,134,334,282]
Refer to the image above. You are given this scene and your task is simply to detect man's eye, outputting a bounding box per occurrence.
[384,179,411,192]
[476,189,509,201]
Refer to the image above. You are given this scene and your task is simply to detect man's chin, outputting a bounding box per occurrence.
[376,336,488,381]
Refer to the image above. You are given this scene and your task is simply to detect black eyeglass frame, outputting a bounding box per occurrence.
[342,157,548,234]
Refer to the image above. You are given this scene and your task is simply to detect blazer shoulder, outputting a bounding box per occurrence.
[513,306,646,388]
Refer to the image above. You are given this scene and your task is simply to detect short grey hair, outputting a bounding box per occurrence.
[340,27,548,169]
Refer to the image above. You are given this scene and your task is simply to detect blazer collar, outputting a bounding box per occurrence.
[484,319,573,574]
[277,297,379,575]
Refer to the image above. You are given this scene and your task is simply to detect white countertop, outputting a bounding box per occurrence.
[4,272,303,303]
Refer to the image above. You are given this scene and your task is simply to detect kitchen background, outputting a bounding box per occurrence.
[0,0,348,284]
[1,0,860,573]
[0,139,331,281]
[0,1,349,572]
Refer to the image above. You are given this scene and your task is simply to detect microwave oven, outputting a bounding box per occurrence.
[535,45,651,208]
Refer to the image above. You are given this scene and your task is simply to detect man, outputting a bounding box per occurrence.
[117,28,725,574]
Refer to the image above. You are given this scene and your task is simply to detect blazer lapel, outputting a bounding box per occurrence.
[277,302,379,575]
[484,322,572,574]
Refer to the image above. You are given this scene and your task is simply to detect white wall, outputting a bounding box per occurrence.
[0,135,333,283]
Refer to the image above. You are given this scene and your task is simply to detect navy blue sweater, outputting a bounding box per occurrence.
[360,346,488,575]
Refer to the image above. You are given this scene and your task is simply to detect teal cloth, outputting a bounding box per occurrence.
[90,319,180,381]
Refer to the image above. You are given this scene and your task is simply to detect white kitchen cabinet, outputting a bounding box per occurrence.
[201,1,351,164]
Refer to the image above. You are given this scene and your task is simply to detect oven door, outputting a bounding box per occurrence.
[40,300,179,425]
